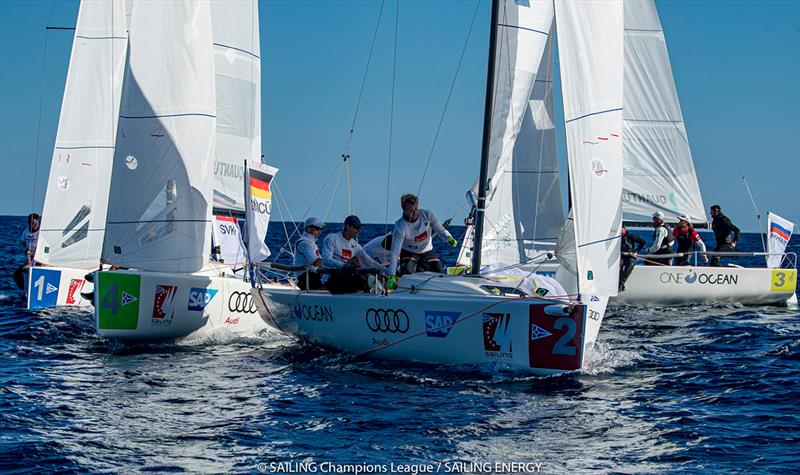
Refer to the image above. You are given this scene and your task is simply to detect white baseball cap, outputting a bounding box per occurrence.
[677,215,691,224]
[652,211,665,220]
[304,217,323,229]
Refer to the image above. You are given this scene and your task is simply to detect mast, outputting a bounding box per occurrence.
[471,0,500,274]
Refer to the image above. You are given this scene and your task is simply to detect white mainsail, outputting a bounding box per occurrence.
[460,0,561,268]
[555,0,624,297]
[210,0,261,213]
[101,0,216,273]
[622,0,705,224]
[36,0,127,269]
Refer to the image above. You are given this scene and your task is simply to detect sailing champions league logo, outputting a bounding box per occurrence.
[65,279,85,305]
[152,285,177,323]
[187,288,218,311]
[482,313,513,359]
[424,310,460,338]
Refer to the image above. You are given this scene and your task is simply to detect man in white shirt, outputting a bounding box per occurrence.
[292,217,324,290]
[14,213,40,291]
[363,233,392,268]
[386,194,458,290]
[321,215,384,294]
[647,211,673,266]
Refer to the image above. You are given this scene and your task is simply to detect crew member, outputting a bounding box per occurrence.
[709,204,740,266]
[363,232,393,268]
[386,194,457,290]
[646,211,673,266]
[619,225,645,291]
[321,215,384,294]
[673,216,707,266]
[293,217,324,290]
[13,213,40,291]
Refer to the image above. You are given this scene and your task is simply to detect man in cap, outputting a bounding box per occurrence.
[709,204,740,266]
[321,215,384,294]
[673,216,708,266]
[293,217,324,290]
[386,194,457,290]
[646,211,674,266]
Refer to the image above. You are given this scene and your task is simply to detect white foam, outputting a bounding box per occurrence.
[582,341,644,375]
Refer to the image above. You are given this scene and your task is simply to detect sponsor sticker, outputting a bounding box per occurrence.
[97,273,140,330]
[152,285,177,322]
[528,304,585,371]
[292,303,334,322]
[65,278,85,305]
[424,310,460,338]
[482,313,513,359]
[187,287,218,311]
[771,269,797,292]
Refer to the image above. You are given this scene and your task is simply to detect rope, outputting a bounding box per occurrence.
[416,0,481,196]
[30,1,58,210]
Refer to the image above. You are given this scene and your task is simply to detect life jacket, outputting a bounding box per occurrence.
[674,227,699,253]
[653,223,673,251]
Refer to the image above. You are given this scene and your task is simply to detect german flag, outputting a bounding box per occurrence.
[249,168,272,200]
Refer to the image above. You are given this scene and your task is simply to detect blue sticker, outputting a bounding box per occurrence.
[530,323,553,342]
[425,310,461,338]
[28,268,62,309]
[187,287,218,311]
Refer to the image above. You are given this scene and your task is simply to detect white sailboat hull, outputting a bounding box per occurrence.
[93,269,287,340]
[613,265,797,306]
[251,274,595,375]
[26,265,94,310]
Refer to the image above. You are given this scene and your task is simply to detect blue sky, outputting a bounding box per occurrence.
[0,0,798,232]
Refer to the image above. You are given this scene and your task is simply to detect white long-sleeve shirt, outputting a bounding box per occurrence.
[648,226,670,254]
[321,232,383,271]
[363,233,392,267]
[292,232,321,276]
[388,209,452,276]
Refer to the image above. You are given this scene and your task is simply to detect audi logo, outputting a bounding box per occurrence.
[228,291,257,314]
[365,308,409,333]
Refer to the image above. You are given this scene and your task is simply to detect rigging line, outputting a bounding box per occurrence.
[271,184,296,260]
[384,0,399,239]
[31,1,58,210]
[416,0,481,196]
[323,160,345,224]
[728,137,766,252]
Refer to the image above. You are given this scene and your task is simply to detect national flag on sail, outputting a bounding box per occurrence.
[766,212,795,269]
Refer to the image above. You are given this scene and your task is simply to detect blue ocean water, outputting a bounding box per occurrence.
[1,215,798,473]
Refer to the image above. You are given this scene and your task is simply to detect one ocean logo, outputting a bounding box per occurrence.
[424,310,460,338]
[187,287,218,311]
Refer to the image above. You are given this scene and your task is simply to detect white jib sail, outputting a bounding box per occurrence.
[555,0,624,297]
[101,0,216,273]
[622,0,705,224]
[210,0,261,213]
[36,0,127,269]
[460,0,559,268]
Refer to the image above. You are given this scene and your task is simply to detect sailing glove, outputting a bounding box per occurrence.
[386,275,397,290]
[447,236,458,247]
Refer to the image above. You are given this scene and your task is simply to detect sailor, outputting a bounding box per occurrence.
[321,215,384,294]
[709,204,740,266]
[646,211,674,266]
[292,217,324,290]
[386,194,458,290]
[363,232,393,268]
[673,216,708,266]
[619,225,645,291]
[13,213,40,291]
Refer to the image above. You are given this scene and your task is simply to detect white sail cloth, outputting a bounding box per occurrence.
[766,212,795,268]
[555,0,624,297]
[210,0,261,213]
[462,0,562,268]
[622,0,705,224]
[36,0,127,269]
[101,0,216,273]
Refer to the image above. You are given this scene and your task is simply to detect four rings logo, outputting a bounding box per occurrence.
[228,291,257,314]
[365,308,409,333]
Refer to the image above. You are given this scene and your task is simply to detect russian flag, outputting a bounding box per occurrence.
[770,222,791,240]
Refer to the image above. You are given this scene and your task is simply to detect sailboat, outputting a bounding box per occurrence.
[610,0,797,306]
[251,0,623,374]
[27,0,128,310]
[89,0,290,340]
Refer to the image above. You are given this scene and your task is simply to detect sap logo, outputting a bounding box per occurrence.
[424,311,460,338]
[187,287,218,311]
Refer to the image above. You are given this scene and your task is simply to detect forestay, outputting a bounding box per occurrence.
[36,0,127,269]
[462,0,562,267]
[101,0,216,273]
[622,0,705,224]
[210,0,261,213]
[555,0,624,297]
